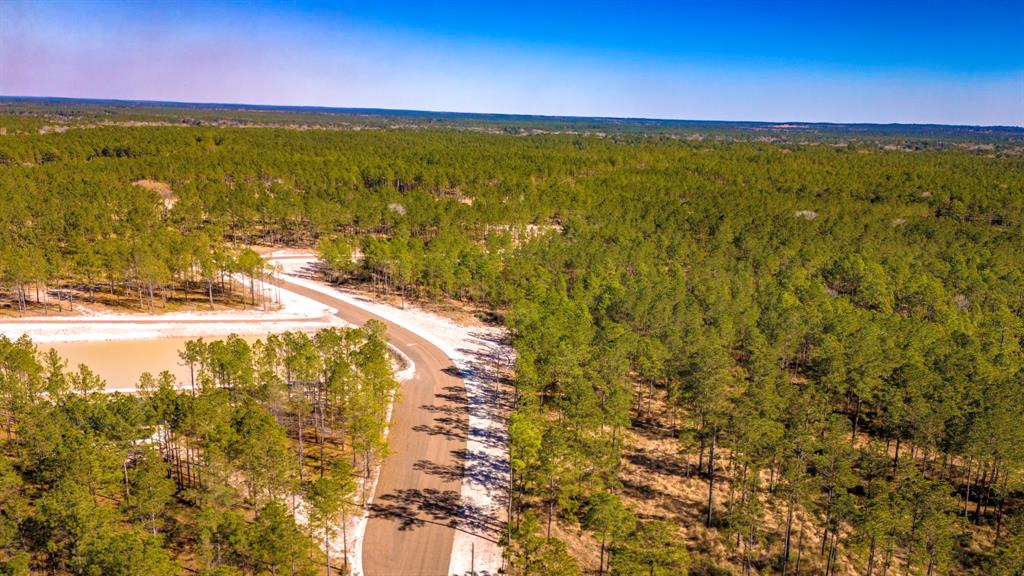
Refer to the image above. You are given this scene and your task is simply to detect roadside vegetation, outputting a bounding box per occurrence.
[1,103,1022,574]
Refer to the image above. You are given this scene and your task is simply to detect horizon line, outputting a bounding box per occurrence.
[2,94,1023,131]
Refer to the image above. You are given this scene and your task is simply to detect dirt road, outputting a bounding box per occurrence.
[279,278,464,576]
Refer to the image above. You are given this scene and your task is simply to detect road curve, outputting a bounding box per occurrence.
[278,277,464,576]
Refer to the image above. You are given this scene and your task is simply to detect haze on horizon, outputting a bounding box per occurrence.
[1,0,1022,126]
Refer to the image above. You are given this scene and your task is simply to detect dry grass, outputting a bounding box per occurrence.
[551,517,603,574]
[552,391,861,576]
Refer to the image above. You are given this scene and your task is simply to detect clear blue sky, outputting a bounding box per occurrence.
[2,0,1021,125]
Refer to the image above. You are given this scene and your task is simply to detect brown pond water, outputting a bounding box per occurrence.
[46,338,258,390]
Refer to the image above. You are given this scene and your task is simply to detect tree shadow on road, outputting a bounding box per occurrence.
[368,487,504,542]
[414,448,510,493]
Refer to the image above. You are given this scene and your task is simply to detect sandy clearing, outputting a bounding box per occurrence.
[0,273,344,343]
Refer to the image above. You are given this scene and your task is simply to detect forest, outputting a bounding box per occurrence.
[0,103,1023,574]
[0,325,397,575]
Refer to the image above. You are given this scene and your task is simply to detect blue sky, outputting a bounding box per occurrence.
[1,0,1021,125]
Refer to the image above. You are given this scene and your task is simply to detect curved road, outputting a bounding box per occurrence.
[279,277,465,576]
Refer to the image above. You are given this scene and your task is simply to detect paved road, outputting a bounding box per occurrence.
[279,278,464,576]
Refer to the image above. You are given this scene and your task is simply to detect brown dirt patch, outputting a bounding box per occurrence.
[133,179,178,209]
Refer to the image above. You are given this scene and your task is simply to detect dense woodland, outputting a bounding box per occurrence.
[1,104,1023,574]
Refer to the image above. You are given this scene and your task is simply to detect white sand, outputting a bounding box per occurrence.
[0,273,344,343]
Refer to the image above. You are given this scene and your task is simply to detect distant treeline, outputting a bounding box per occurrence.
[2,97,1023,144]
